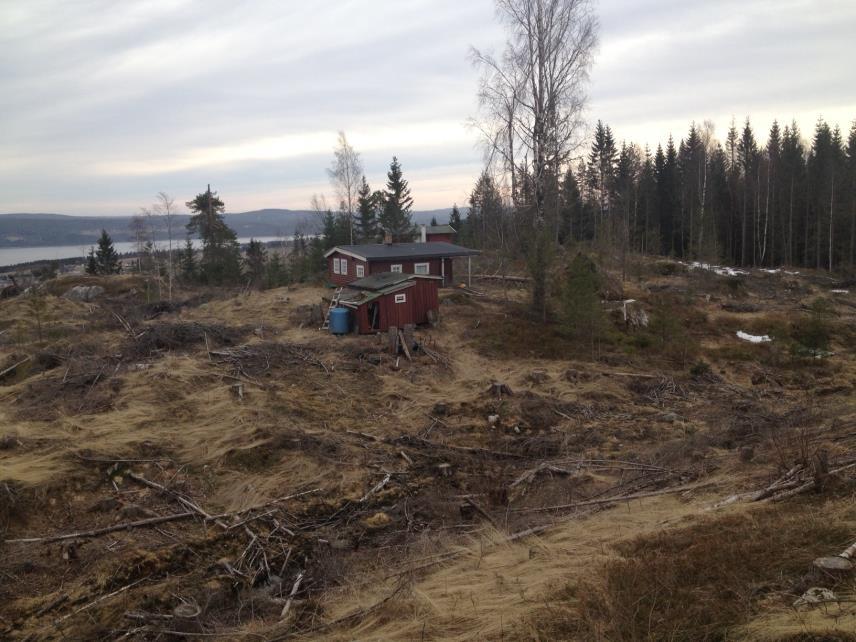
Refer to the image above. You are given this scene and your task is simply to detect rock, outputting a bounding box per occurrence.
[793,587,837,607]
[432,402,449,416]
[487,414,500,426]
[526,369,550,384]
[63,285,104,302]
[87,497,121,513]
[564,369,594,384]
[722,302,761,313]
[0,434,19,450]
[119,504,156,520]
[660,412,679,424]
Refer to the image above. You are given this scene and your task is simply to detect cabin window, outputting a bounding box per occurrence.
[390,264,403,273]
[332,258,340,274]
[356,264,365,278]
[394,293,407,304]
[414,262,430,275]
[340,258,348,275]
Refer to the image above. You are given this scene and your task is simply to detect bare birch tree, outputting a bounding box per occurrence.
[154,191,176,300]
[326,131,363,245]
[472,0,597,317]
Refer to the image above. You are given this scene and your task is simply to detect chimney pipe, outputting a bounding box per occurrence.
[384,230,393,245]
[420,224,427,243]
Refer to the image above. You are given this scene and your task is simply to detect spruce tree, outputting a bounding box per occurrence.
[95,229,121,274]
[560,167,583,244]
[180,236,196,281]
[588,120,618,237]
[738,119,758,265]
[355,176,380,243]
[244,239,268,288]
[379,156,415,241]
[561,253,606,356]
[448,204,463,230]
[846,121,856,268]
[185,185,242,284]
[85,248,98,275]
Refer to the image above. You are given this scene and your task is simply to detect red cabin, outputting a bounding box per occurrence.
[337,272,440,334]
[325,241,478,288]
[423,224,457,243]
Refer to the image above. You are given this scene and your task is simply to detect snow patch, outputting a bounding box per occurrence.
[830,289,849,295]
[736,331,772,344]
[689,261,749,277]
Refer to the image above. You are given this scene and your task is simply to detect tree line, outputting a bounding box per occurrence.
[457,116,856,272]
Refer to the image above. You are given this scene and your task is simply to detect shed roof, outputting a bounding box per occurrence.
[349,271,414,291]
[325,241,478,261]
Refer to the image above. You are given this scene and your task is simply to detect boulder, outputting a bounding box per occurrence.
[64,285,104,302]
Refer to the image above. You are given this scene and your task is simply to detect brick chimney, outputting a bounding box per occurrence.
[383,230,393,245]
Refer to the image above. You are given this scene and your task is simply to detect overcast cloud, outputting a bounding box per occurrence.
[1,0,854,215]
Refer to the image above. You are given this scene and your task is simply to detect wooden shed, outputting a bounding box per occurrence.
[336,272,440,334]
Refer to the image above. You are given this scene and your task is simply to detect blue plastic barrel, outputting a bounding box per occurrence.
[328,307,350,335]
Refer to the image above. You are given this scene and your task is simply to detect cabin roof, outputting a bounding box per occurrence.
[426,224,456,234]
[324,241,478,261]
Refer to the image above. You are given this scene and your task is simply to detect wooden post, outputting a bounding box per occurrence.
[388,326,399,355]
[468,256,472,287]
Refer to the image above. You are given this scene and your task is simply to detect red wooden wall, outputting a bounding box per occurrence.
[327,252,455,287]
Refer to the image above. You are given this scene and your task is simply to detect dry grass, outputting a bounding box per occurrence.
[521,497,856,641]
[1,265,855,640]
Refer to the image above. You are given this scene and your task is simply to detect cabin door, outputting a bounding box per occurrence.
[368,302,380,331]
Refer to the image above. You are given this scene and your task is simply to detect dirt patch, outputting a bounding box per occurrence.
[124,321,249,359]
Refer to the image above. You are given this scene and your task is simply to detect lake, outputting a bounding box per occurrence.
[0,236,289,268]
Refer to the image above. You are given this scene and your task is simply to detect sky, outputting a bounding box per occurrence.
[1,0,855,216]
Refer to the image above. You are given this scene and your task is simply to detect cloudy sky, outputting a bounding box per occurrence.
[1,0,854,216]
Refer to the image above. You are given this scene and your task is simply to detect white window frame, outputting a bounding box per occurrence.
[332,258,341,274]
[356,264,365,278]
[340,258,348,275]
[390,264,403,273]
[394,293,407,304]
[414,262,430,275]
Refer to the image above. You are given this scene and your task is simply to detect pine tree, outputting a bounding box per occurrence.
[185,185,242,284]
[95,229,121,274]
[379,156,415,241]
[355,176,380,243]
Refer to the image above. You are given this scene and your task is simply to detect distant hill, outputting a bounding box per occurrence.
[0,208,455,248]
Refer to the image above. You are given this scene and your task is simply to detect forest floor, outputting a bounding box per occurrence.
[1,256,855,641]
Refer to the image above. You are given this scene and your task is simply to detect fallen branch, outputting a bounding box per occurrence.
[516,481,715,513]
[5,512,195,544]
[360,473,391,503]
[279,571,304,620]
[56,578,148,624]
[0,356,31,379]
